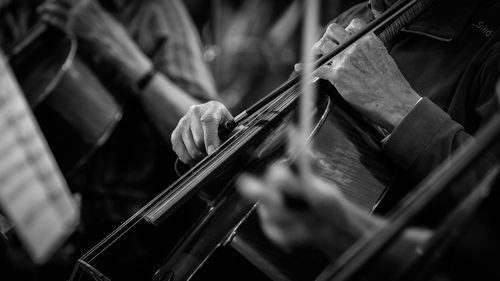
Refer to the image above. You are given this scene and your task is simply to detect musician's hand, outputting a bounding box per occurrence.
[236,163,382,256]
[38,0,74,32]
[40,0,152,82]
[171,101,233,165]
[314,18,421,131]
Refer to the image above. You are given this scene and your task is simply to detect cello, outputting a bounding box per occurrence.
[68,0,436,280]
[7,23,123,176]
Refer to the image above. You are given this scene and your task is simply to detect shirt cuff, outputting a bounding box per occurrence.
[382,97,452,171]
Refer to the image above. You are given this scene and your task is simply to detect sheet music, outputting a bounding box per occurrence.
[0,50,78,264]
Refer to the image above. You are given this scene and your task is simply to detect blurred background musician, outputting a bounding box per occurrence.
[39,0,219,239]
[1,0,218,279]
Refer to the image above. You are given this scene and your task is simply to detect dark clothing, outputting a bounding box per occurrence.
[332,0,500,214]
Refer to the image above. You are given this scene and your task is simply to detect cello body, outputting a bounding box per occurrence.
[69,81,397,281]
[8,26,123,176]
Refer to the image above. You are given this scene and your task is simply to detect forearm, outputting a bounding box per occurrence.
[139,73,201,142]
[90,28,205,143]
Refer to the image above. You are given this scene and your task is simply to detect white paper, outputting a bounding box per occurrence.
[0,50,78,264]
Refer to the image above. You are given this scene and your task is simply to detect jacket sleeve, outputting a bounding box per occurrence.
[382,42,500,200]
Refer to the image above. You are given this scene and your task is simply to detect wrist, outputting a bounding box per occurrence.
[385,93,422,132]
[136,67,157,92]
[128,54,152,79]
